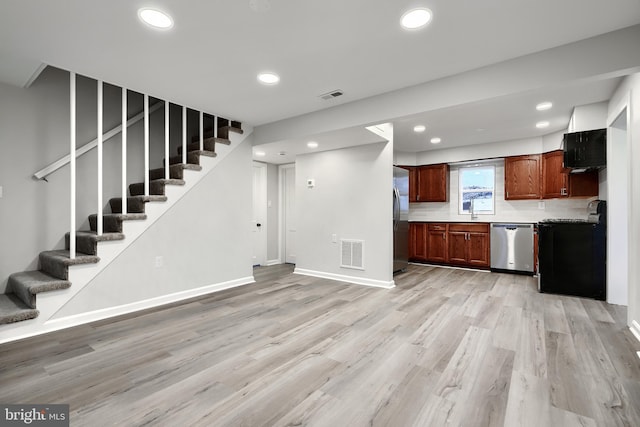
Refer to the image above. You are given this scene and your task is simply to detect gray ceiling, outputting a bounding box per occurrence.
[1,1,639,161]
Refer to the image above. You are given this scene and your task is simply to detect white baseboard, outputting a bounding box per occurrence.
[0,277,255,345]
[631,320,640,344]
[265,259,282,266]
[294,268,395,289]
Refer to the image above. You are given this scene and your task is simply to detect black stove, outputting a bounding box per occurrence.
[537,200,606,300]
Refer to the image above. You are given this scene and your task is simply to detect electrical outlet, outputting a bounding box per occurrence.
[332,234,337,243]
[538,201,545,210]
[0,186,3,198]
[155,256,164,268]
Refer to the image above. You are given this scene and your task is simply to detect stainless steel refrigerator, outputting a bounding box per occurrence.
[393,167,409,273]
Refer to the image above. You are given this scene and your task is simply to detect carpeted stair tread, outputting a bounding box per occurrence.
[89,213,147,233]
[109,195,168,214]
[65,231,125,255]
[129,179,185,196]
[0,294,39,325]
[180,137,229,154]
[167,151,217,166]
[7,270,71,309]
[149,163,202,180]
[39,250,100,281]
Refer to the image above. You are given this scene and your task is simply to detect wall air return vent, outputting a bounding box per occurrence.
[340,239,364,270]
[319,90,344,101]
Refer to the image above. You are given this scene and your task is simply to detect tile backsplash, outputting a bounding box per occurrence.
[409,164,596,223]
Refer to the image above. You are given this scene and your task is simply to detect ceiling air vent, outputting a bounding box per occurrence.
[341,239,364,270]
[319,90,344,101]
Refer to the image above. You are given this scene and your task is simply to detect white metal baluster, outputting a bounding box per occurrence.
[199,111,204,151]
[69,72,76,259]
[165,101,170,179]
[182,107,187,164]
[214,116,218,139]
[144,94,150,197]
[121,87,127,215]
[97,80,103,236]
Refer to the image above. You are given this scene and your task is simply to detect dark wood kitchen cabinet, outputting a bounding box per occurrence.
[504,154,542,200]
[417,164,449,202]
[447,223,490,268]
[427,223,448,263]
[409,222,428,261]
[400,164,449,203]
[410,222,489,269]
[542,150,599,199]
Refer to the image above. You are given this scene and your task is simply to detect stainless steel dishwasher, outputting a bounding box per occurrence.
[490,223,534,274]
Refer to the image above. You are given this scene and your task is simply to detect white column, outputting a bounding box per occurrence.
[182,106,187,164]
[165,101,170,179]
[199,111,204,151]
[97,80,103,236]
[69,72,76,259]
[144,94,150,197]
[214,116,218,139]
[121,88,128,215]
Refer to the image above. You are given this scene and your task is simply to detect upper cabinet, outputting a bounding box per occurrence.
[542,151,567,198]
[542,150,598,199]
[399,164,449,203]
[417,164,449,202]
[504,154,542,200]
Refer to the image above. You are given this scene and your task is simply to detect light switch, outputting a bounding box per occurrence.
[332,234,337,243]
[0,186,3,198]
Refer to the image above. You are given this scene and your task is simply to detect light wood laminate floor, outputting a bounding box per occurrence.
[1,264,639,426]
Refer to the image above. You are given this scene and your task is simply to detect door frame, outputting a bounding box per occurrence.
[278,163,295,264]
[252,161,268,266]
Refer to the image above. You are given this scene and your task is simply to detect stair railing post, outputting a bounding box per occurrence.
[121,87,127,215]
[165,101,170,179]
[199,111,204,151]
[144,94,150,197]
[70,72,76,259]
[182,107,187,164]
[97,80,103,236]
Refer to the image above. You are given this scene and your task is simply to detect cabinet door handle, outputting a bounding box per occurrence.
[443,233,446,240]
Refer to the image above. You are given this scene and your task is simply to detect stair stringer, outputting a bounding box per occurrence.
[0,127,253,345]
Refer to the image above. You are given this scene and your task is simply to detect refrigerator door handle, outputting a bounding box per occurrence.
[393,187,400,231]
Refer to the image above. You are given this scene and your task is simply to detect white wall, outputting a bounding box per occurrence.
[608,72,640,333]
[416,137,543,165]
[294,142,394,287]
[569,101,608,132]
[54,136,254,317]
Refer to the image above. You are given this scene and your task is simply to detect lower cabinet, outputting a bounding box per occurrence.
[409,222,490,269]
[409,222,428,261]
[427,224,447,263]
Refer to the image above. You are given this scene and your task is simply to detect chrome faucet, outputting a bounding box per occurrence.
[470,198,478,220]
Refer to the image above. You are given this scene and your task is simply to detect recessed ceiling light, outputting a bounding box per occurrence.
[536,101,553,111]
[257,72,280,85]
[536,121,550,129]
[255,150,266,157]
[138,8,174,29]
[307,141,318,148]
[413,125,426,133]
[401,8,433,30]
[430,137,442,144]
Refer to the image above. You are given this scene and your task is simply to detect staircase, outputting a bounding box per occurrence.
[0,123,244,327]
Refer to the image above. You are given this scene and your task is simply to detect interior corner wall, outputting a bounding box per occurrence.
[54,136,254,318]
[266,163,280,262]
[294,142,393,285]
[609,72,640,329]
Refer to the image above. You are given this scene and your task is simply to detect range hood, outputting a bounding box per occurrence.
[563,128,606,173]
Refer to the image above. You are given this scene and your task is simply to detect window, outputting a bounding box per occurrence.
[459,165,495,215]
